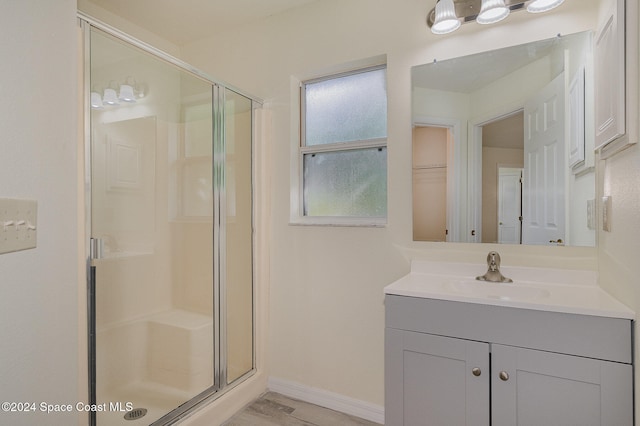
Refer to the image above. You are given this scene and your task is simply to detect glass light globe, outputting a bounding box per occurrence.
[477,0,510,25]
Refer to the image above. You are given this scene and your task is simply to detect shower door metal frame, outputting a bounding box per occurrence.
[214,85,227,389]
[80,14,260,426]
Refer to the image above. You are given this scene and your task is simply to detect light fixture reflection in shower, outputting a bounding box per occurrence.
[90,92,104,109]
[91,79,145,109]
[118,77,138,102]
[431,0,461,34]
[477,0,510,24]
[118,84,137,103]
[103,87,119,105]
[527,0,564,13]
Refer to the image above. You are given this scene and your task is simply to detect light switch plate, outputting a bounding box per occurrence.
[0,198,37,254]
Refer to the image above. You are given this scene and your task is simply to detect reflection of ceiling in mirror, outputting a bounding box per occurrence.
[412,37,560,93]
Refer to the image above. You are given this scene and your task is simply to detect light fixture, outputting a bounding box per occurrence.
[477,0,510,24]
[527,0,564,13]
[427,0,566,35]
[431,0,461,34]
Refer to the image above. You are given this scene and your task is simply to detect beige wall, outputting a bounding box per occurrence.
[181,0,604,409]
[77,0,181,57]
[0,1,80,425]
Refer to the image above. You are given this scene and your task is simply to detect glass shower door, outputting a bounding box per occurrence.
[89,28,216,425]
[222,89,254,385]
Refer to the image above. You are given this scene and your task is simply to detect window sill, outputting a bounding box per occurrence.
[288,216,387,228]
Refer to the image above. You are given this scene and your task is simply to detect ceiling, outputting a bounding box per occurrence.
[81,0,319,46]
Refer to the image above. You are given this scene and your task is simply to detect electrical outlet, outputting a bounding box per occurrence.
[0,198,37,254]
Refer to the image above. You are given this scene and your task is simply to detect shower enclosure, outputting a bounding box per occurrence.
[82,17,256,425]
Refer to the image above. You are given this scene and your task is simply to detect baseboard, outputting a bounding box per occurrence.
[267,377,384,424]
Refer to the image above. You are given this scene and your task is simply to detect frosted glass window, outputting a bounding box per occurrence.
[299,66,387,221]
[304,68,387,146]
[303,147,387,217]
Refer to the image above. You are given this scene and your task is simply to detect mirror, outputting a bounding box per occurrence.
[412,31,596,247]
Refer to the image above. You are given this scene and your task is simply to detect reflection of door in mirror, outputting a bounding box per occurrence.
[522,73,565,245]
[498,168,523,244]
[481,113,524,243]
[413,126,450,241]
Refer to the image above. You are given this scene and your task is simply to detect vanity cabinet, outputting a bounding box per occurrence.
[385,295,633,426]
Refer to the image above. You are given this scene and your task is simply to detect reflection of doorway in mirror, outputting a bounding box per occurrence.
[481,113,524,243]
[412,126,450,241]
[498,168,523,244]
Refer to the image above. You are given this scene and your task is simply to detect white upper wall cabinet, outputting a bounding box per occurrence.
[594,0,639,157]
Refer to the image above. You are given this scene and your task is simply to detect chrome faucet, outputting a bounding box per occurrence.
[476,251,513,283]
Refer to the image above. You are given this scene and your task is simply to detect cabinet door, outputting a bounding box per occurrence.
[594,0,626,150]
[385,329,489,426]
[492,344,633,426]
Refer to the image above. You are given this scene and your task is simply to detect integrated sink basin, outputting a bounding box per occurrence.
[445,279,551,302]
[384,260,634,319]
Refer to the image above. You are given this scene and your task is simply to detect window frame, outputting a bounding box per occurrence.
[292,64,388,227]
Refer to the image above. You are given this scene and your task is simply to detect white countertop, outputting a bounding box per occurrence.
[384,260,635,319]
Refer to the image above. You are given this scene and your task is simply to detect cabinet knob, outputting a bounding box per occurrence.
[472,367,481,377]
[499,371,509,381]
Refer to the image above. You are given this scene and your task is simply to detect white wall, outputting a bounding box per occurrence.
[181,0,604,411]
[598,143,640,421]
[0,1,80,425]
[596,0,640,412]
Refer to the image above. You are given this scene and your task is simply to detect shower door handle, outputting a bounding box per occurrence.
[90,238,104,260]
